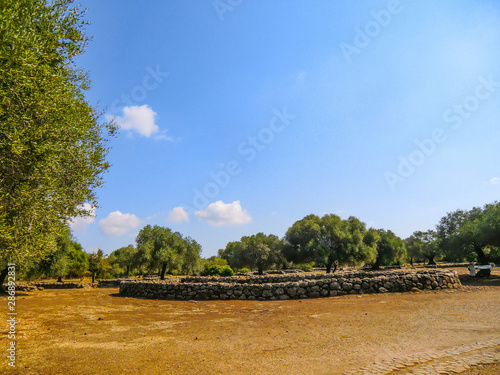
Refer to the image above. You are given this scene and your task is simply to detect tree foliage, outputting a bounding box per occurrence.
[283,214,378,273]
[108,245,136,277]
[282,214,320,264]
[219,233,284,274]
[405,230,440,265]
[315,215,379,273]
[25,225,88,281]
[438,202,500,270]
[0,0,115,277]
[135,225,201,279]
[372,229,406,269]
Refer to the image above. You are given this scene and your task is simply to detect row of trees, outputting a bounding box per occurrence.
[217,202,500,275]
[21,228,112,283]
[12,201,500,282]
[218,215,388,274]
[2,1,497,288]
[405,202,500,276]
[26,227,89,282]
[22,224,203,282]
[108,225,202,279]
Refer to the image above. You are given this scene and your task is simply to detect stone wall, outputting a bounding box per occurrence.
[18,282,88,290]
[119,269,461,301]
[97,279,127,288]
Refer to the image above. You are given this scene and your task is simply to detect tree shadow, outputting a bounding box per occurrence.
[459,274,500,287]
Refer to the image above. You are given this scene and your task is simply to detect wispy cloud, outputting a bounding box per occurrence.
[490,177,500,185]
[195,200,252,226]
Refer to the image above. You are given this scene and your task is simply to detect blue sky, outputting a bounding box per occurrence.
[71,0,500,257]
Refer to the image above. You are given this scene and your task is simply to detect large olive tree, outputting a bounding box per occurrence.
[0,0,115,286]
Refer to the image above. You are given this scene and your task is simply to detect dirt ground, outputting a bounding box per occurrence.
[1,268,499,375]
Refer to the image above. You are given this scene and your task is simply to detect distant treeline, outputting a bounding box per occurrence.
[22,201,500,281]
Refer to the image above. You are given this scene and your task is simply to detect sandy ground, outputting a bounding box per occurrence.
[1,268,499,375]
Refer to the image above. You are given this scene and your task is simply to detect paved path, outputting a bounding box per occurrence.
[344,339,500,374]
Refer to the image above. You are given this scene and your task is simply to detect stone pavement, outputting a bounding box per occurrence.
[344,339,500,375]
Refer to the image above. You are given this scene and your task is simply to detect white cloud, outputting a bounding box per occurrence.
[99,211,141,236]
[69,203,96,232]
[167,207,189,223]
[195,200,252,226]
[107,105,160,137]
[490,177,500,185]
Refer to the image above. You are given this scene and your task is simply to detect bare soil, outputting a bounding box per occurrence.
[1,268,499,374]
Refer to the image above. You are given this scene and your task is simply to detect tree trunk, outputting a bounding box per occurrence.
[0,267,8,292]
[91,271,96,284]
[475,247,491,277]
[331,262,337,274]
[160,263,168,280]
[126,266,130,278]
[476,247,488,264]
[57,276,63,283]
[427,255,436,265]
[326,261,332,273]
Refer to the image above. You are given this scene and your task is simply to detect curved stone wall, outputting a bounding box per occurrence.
[119,269,461,301]
[97,279,126,288]
[16,282,88,291]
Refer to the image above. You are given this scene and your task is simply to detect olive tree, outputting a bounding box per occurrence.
[439,202,500,276]
[219,233,284,275]
[0,0,115,286]
[283,214,379,273]
[135,225,201,279]
[372,229,406,269]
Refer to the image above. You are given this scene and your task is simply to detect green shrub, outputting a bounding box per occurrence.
[294,263,314,271]
[201,264,234,276]
[237,267,251,274]
[201,264,219,276]
[219,266,234,276]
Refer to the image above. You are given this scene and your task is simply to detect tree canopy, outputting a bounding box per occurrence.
[437,202,500,273]
[26,225,88,281]
[219,233,285,274]
[135,225,201,279]
[405,230,440,265]
[372,229,406,269]
[0,0,115,282]
[283,214,379,273]
[108,245,136,277]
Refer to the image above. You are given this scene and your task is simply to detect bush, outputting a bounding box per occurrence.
[237,267,251,274]
[201,264,234,276]
[294,263,314,271]
[219,266,234,277]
